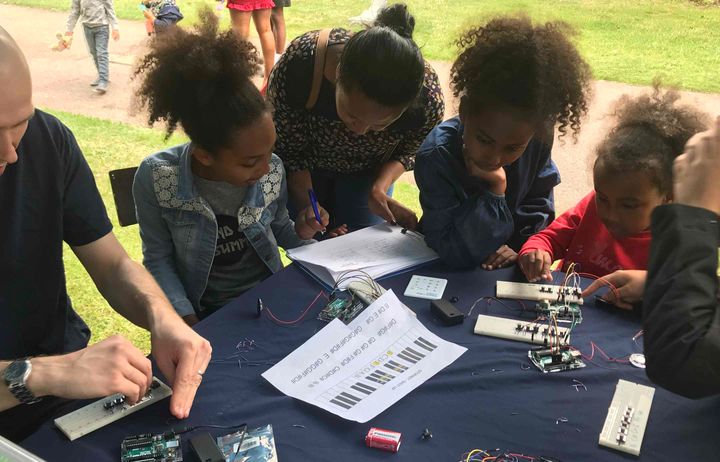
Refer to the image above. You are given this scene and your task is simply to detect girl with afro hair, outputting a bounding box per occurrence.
[526,86,708,309]
[132,9,328,324]
[415,16,591,270]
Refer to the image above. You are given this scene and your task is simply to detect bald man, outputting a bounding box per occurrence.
[0,27,212,441]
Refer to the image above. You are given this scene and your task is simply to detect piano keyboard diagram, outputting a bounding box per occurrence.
[262,290,467,423]
[321,331,438,411]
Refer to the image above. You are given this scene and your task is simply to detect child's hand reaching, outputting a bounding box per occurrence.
[582,270,647,310]
[112,29,120,41]
[482,244,517,270]
[518,249,553,282]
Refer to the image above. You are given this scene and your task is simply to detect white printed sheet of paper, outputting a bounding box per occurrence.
[261,290,467,423]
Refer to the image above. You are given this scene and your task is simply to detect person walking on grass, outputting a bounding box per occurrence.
[270,0,290,58]
[65,0,120,94]
[224,0,275,91]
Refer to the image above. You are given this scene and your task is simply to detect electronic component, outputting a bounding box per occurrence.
[121,431,182,462]
[346,280,416,316]
[404,275,448,300]
[347,280,385,306]
[430,299,464,325]
[528,345,586,373]
[599,379,655,456]
[628,353,646,369]
[189,432,224,462]
[473,314,570,345]
[497,281,583,305]
[54,377,172,441]
[535,300,583,324]
[190,432,225,462]
[317,292,368,323]
[365,427,402,453]
[217,424,277,462]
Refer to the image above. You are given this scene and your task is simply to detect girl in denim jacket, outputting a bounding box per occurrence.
[132,10,328,325]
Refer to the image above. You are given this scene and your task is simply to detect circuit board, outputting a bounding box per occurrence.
[347,281,416,317]
[474,314,570,346]
[121,432,183,462]
[317,294,368,323]
[528,345,586,373]
[535,300,583,324]
[497,281,584,305]
[54,377,172,441]
[598,379,655,456]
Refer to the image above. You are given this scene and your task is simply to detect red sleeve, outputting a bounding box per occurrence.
[519,192,594,260]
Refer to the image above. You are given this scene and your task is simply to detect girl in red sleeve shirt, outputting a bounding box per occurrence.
[518,87,708,290]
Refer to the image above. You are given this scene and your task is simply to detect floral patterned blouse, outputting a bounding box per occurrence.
[267,28,445,174]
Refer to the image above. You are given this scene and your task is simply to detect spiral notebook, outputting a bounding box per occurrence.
[285,224,439,290]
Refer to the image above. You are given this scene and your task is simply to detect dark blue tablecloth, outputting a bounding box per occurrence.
[21,263,720,461]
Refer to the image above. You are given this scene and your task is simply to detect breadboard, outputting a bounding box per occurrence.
[54,377,172,441]
[599,379,655,456]
[496,281,583,305]
[347,281,416,316]
[473,314,570,345]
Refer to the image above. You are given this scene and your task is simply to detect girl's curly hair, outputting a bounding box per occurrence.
[595,84,709,195]
[134,7,266,153]
[451,16,592,140]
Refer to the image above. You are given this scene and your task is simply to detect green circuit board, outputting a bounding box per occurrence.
[121,432,182,462]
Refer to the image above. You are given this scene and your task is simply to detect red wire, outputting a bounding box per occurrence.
[506,454,535,461]
[263,291,328,325]
[574,341,630,363]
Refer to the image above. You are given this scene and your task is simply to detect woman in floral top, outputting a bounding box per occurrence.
[267,3,444,232]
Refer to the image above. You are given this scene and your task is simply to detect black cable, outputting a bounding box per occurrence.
[172,422,247,435]
[231,425,248,461]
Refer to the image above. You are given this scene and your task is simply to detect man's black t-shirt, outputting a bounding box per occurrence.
[1,110,112,358]
[0,110,112,358]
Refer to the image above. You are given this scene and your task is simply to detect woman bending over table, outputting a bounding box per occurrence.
[267,3,444,233]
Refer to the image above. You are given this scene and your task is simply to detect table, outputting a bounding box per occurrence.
[22,263,720,461]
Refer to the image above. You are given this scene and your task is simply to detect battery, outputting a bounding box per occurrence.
[365,427,402,453]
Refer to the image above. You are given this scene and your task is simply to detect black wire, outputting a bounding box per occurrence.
[172,422,247,435]
[230,425,248,461]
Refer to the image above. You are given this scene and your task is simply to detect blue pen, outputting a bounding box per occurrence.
[307,188,325,234]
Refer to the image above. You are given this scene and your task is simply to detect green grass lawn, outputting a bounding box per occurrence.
[48,108,423,354]
[55,109,186,354]
[2,0,719,93]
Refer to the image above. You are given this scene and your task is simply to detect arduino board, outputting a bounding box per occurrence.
[121,431,182,462]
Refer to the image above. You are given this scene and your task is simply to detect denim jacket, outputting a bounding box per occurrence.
[133,144,311,316]
[414,117,560,269]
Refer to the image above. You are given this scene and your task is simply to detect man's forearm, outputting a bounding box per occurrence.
[97,257,176,332]
[0,356,67,412]
[0,360,19,412]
